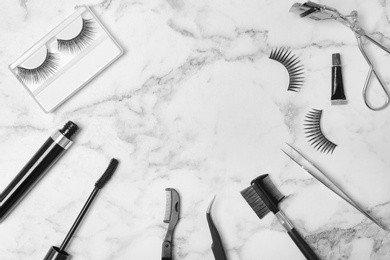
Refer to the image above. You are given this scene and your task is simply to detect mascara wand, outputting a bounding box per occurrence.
[43,158,119,260]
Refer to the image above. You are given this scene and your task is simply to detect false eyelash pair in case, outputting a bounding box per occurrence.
[9,6,123,113]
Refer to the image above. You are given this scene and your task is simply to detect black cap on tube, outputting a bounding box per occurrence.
[59,121,79,139]
[43,246,70,260]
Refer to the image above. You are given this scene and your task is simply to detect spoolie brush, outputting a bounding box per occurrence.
[43,158,119,260]
[241,174,319,260]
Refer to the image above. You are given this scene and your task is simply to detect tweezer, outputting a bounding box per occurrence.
[207,196,228,260]
[282,143,387,230]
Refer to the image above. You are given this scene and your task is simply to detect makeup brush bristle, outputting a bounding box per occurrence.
[240,186,270,219]
[164,189,172,223]
[95,158,119,189]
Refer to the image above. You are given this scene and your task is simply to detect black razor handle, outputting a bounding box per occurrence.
[288,228,319,260]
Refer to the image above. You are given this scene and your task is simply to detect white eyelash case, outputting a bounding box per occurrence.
[9,6,123,112]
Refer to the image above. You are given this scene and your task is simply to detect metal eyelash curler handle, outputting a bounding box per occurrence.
[290,2,390,111]
[351,11,390,111]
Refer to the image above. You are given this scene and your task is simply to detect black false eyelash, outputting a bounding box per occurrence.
[16,51,59,85]
[304,108,337,154]
[269,48,304,92]
[57,18,96,53]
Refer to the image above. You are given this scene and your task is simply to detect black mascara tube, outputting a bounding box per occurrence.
[331,53,347,105]
[0,121,79,222]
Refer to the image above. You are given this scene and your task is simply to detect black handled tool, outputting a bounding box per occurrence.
[241,174,319,260]
[43,158,119,260]
[207,196,227,260]
[162,188,180,260]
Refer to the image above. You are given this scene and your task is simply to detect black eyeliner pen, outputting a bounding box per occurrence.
[0,121,79,222]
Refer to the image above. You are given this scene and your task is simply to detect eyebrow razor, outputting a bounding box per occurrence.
[162,188,180,260]
[290,1,390,111]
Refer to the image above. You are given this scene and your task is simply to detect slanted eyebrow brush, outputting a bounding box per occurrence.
[162,188,180,260]
[43,158,119,260]
[282,143,387,230]
[241,174,319,260]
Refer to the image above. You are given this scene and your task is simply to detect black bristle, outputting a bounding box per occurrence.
[241,186,270,219]
[95,158,119,189]
[241,174,285,219]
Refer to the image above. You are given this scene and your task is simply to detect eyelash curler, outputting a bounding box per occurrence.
[290,1,390,111]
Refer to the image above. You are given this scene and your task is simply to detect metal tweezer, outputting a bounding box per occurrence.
[207,196,228,260]
[282,143,387,230]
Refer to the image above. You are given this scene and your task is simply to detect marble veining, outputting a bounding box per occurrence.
[1,0,390,259]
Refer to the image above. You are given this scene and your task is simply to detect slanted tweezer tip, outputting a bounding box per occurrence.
[207,195,217,214]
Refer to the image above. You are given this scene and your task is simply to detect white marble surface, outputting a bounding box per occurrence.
[1,0,390,259]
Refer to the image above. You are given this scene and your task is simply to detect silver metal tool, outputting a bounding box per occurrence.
[282,143,387,230]
[290,2,390,111]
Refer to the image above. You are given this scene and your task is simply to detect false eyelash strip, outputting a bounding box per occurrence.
[16,51,59,85]
[57,18,96,53]
[304,108,337,154]
[269,48,304,92]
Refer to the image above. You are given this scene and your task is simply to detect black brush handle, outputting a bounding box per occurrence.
[275,211,319,260]
[288,228,319,260]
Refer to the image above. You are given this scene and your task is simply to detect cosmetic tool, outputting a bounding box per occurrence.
[304,108,337,154]
[269,48,304,92]
[282,143,386,230]
[241,174,319,260]
[331,53,347,105]
[0,121,78,222]
[43,158,119,260]
[290,1,390,111]
[162,188,180,260]
[207,196,227,260]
